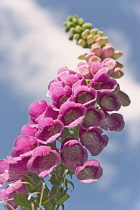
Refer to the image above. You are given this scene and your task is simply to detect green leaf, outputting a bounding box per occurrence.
[56,194,70,205]
[14,193,32,209]
[65,179,74,191]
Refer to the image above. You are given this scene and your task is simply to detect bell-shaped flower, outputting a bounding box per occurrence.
[90,70,117,93]
[58,101,86,127]
[7,156,30,182]
[21,124,37,137]
[91,62,102,74]
[79,127,109,156]
[47,79,64,97]
[72,85,97,106]
[35,117,64,144]
[102,58,116,75]
[72,79,87,92]
[0,180,27,210]
[27,146,61,177]
[0,159,9,187]
[57,67,82,87]
[82,107,105,128]
[98,93,121,111]
[28,100,48,124]
[51,86,72,108]
[60,140,88,172]
[75,159,103,183]
[76,62,92,79]
[101,113,125,132]
[10,135,39,157]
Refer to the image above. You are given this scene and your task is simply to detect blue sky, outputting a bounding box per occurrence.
[0,0,140,209]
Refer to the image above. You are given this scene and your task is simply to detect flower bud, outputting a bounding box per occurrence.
[77,39,86,47]
[102,45,115,58]
[112,50,123,59]
[97,30,104,36]
[95,37,108,46]
[90,44,102,57]
[70,27,76,34]
[78,17,84,25]
[83,23,92,29]
[73,34,80,40]
[90,28,98,35]
[87,35,95,45]
[81,29,90,39]
[76,25,83,33]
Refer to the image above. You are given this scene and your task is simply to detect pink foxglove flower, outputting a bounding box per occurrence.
[27,146,61,178]
[101,113,125,131]
[79,127,109,156]
[60,140,88,172]
[75,159,103,183]
[58,101,86,127]
[0,159,9,187]
[35,117,64,144]
[72,85,97,106]
[82,107,105,128]
[10,135,39,157]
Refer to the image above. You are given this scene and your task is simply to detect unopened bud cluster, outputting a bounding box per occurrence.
[64,15,108,48]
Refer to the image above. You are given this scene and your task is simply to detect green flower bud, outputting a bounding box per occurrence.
[87,35,95,45]
[73,34,80,40]
[112,51,123,59]
[76,26,83,33]
[67,16,73,21]
[90,28,98,35]
[69,34,73,40]
[67,21,74,27]
[77,39,86,47]
[95,36,108,46]
[83,23,92,29]
[70,27,76,34]
[81,29,90,39]
[97,30,104,36]
[78,18,84,26]
[72,16,79,24]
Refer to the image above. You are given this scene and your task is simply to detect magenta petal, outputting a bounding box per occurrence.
[11,135,39,157]
[27,146,61,177]
[28,100,48,119]
[75,159,103,183]
[21,124,37,136]
[0,159,9,187]
[101,113,125,131]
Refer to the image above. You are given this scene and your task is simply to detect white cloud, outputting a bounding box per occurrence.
[111,185,131,204]
[0,0,86,101]
[97,160,118,190]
